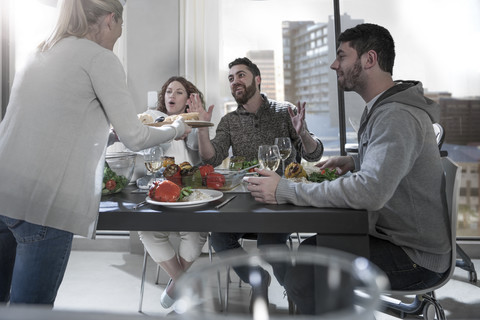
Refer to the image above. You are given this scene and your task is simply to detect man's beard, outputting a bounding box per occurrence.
[232,78,257,105]
[338,58,362,92]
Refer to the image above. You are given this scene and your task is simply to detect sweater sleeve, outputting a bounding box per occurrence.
[204,116,232,167]
[276,106,425,210]
[88,51,184,151]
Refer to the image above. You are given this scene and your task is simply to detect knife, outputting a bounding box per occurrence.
[215,196,236,210]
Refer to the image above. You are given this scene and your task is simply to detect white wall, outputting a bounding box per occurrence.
[125,0,180,113]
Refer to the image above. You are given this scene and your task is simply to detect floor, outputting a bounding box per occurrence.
[6,237,480,319]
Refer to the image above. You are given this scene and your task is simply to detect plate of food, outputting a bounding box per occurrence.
[146,180,223,208]
[284,162,339,183]
[139,112,214,128]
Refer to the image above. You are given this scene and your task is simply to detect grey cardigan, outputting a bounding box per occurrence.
[0,37,183,237]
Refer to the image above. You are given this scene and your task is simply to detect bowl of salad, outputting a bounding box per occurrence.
[102,152,137,195]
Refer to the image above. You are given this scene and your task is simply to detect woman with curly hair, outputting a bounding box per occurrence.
[139,76,209,309]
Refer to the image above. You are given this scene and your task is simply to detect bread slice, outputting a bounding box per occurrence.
[137,113,154,124]
[164,112,199,122]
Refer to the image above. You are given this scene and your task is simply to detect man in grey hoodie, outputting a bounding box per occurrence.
[244,23,451,314]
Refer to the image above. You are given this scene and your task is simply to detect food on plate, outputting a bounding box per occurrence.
[161,156,175,168]
[163,164,182,185]
[284,162,339,183]
[307,168,339,182]
[164,112,199,122]
[229,156,259,171]
[229,156,245,170]
[244,159,259,172]
[102,164,129,195]
[206,172,226,190]
[181,167,202,188]
[149,180,181,202]
[199,164,215,178]
[179,161,193,171]
[178,186,194,201]
[137,113,154,124]
[181,189,212,202]
[148,182,210,203]
[158,162,237,190]
[284,162,307,179]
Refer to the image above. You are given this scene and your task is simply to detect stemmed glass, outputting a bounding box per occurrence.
[274,137,292,177]
[144,146,163,179]
[258,145,282,172]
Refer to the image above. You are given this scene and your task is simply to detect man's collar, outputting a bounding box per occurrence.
[235,93,269,114]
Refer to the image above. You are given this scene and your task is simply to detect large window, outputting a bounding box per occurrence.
[339,0,480,238]
[218,0,480,239]
[218,0,342,156]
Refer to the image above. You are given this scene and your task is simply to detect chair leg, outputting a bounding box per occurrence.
[155,264,161,285]
[287,294,296,315]
[295,232,301,245]
[208,233,224,311]
[238,238,244,288]
[382,292,446,320]
[456,243,478,283]
[422,292,447,320]
[225,266,231,312]
[138,248,148,313]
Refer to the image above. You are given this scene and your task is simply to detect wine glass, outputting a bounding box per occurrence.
[143,146,163,178]
[274,137,292,177]
[258,145,281,172]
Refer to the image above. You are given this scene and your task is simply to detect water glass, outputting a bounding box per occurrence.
[258,145,281,172]
[274,137,292,177]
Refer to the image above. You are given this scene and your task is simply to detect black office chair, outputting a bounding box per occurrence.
[381,156,462,320]
[434,123,477,283]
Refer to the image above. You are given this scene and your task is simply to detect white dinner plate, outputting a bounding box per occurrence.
[146,189,223,208]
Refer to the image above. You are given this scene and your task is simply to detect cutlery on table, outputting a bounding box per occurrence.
[215,196,236,210]
[134,200,148,210]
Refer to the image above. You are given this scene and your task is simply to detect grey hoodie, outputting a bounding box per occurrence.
[276,81,451,273]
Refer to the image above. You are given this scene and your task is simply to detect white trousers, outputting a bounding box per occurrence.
[138,231,208,263]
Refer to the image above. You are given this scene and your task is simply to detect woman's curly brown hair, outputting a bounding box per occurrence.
[157,76,205,114]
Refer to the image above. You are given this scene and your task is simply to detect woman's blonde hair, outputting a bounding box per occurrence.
[38,0,123,51]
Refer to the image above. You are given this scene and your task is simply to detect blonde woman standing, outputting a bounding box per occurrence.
[0,0,189,306]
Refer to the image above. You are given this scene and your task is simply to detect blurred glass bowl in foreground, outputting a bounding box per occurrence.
[174,246,388,320]
[102,152,137,195]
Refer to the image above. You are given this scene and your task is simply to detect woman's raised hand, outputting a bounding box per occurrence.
[187,93,215,122]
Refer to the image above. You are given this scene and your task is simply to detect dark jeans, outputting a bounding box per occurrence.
[0,216,73,306]
[210,232,290,286]
[284,235,448,315]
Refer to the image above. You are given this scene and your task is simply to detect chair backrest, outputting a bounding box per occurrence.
[442,156,461,274]
[389,156,461,295]
[433,123,445,149]
[434,123,449,157]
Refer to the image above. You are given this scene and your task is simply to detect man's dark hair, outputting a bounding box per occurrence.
[338,23,395,75]
[228,57,261,78]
